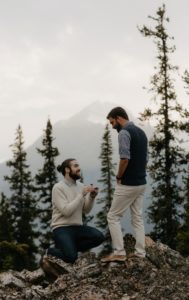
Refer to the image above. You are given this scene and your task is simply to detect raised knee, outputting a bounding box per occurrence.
[132,214,143,223]
[97,231,105,243]
[64,253,78,264]
[92,229,105,244]
[107,211,114,222]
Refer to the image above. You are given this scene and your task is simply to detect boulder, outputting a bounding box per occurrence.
[0,235,189,299]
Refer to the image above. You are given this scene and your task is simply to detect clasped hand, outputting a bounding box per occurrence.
[82,185,99,198]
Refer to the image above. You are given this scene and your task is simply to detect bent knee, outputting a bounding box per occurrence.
[64,253,78,264]
[107,211,118,223]
[107,211,112,221]
[93,229,105,243]
[97,231,105,243]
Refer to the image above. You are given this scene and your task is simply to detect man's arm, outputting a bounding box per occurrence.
[116,158,129,180]
[52,185,84,217]
[83,193,95,214]
[83,186,99,213]
[117,129,131,181]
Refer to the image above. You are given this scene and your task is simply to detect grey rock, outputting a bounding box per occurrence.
[1,235,189,299]
[0,271,26,289]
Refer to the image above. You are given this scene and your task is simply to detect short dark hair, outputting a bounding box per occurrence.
[107,107,129,120]
[57,158,75,176]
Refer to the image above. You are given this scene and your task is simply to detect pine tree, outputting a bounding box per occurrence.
[4,125,38,268]
[182,70,189,129]
[176,158,189,255]
[96,124,116,254]
[35,118,59,249]
[0,241,30,271]
[0,193,30,271]
[0,193,13,242]
[176,71,189,255]
[138,4,187,249]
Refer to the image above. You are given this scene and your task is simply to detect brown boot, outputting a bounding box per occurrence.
[40,255,60,278]
[127,252,146,259]
[101,253,126,263]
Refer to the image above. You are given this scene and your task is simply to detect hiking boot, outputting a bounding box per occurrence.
[40,255,60,278]
[101,253,126,263]
[127,252,146,259]
[47,255,72,274]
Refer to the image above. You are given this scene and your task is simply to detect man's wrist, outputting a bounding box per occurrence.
[90,193,96,199]
[116,175,122,180]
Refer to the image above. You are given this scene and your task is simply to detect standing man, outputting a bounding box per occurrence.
[101,107,148,262]
[41,158,104,275]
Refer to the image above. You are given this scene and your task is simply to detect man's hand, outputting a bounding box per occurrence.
[116,178,121,184]
[82,185,99,198]
[90,187,99,198]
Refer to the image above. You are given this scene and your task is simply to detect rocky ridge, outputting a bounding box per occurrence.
[0,235,189,300]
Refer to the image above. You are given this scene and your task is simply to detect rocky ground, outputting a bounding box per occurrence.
[0,235,189,300]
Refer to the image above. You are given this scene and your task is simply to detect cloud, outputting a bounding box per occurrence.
[65,24,74,35]
[0,0,188,161]
[17,98,56,111]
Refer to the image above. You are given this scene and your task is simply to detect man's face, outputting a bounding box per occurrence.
[108,117,122,132]
[69,160,81,180]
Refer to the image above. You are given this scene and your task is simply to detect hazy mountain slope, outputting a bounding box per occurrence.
[0,101,155,233]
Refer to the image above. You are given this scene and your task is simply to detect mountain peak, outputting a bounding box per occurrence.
[59,100,139,126]
[68,101,117,124]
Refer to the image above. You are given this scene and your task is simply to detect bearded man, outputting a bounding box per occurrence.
[101,107,148,262]
[40,158,104,275]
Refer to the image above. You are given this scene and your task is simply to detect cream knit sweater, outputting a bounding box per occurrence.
[51,179,95,230]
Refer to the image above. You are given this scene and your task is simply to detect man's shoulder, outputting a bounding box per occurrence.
[124,122,147,136]
[53,181,65,190]
[53,180,84,190]
[119,128,131,138]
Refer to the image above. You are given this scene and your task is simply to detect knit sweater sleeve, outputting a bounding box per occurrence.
[83,194,95,214]
[52,184,84,217]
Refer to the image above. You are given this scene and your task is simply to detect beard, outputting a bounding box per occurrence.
[69,170,81,180]
[114,123,122,133]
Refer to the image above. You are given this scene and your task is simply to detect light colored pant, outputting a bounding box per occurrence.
[107,184,146,256]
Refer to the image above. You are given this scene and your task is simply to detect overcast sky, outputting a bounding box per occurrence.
[0,0,189,161]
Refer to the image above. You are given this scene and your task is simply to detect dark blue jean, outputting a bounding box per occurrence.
[47,225,105,263]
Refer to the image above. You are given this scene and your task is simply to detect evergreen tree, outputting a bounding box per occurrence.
[0,193,30,271]
[35,118,59,249]
[138,4,187,249]
[176,157,189,255]
[182,70,189,130]
[183,70,189,90]
[4,125,37,268]
[0,193,13,242]
[0,241,30,271]
[176,71,189,255]
[96,124,116,254]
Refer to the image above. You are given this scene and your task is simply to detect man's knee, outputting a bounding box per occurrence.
[107,211,116,224]
[131,213,144,226]
[64,252,78,264]
[92,228,105,244]
[97,231,105,244]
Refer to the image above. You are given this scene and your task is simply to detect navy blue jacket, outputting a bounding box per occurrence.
[120,123,148,186]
